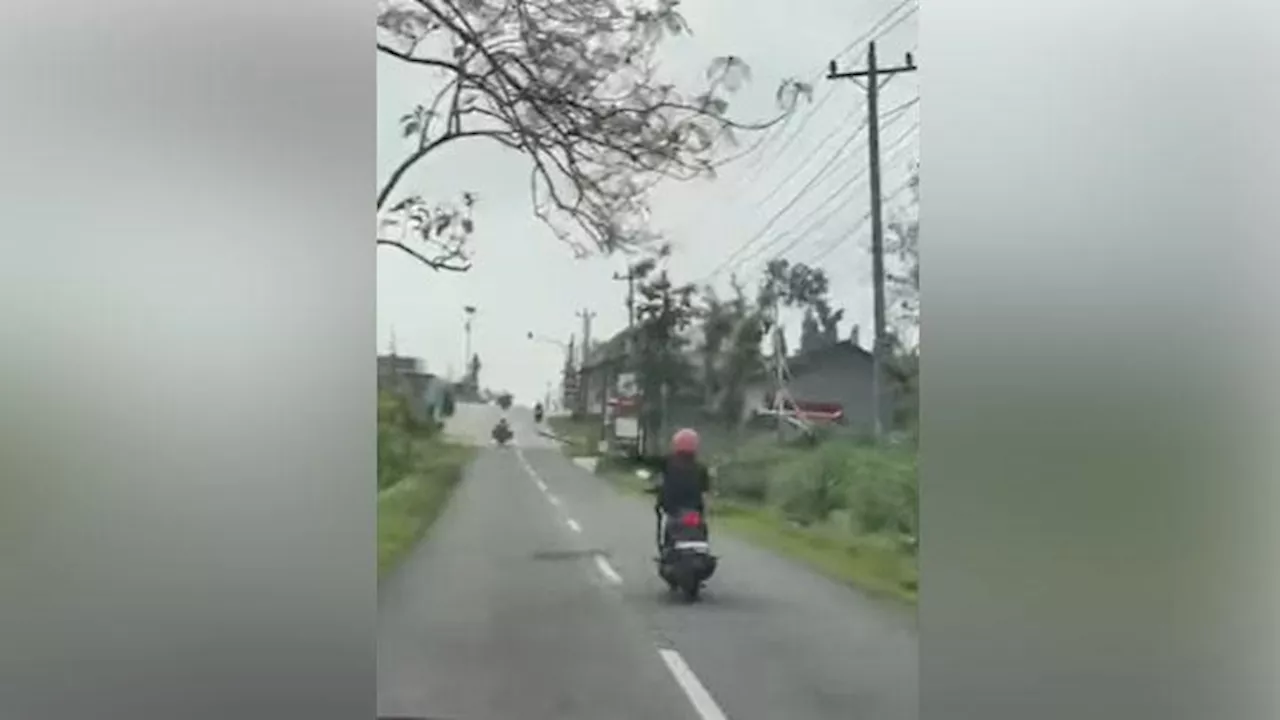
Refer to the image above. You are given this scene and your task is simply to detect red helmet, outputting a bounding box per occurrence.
[670,428,700,455]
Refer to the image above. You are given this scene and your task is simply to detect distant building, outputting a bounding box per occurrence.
[741,339,893,433]
[576,327,637,416]
[377,354,448,423]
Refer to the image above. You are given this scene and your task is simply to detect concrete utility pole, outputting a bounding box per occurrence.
[575,309,596,414]
[828,41,916,440]
[772,295,786,442]
[463,305,477,386]
[576,309,596,367]
[612,265,639,330]
[611,264,641,452]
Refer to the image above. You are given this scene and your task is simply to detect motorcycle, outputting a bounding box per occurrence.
[533,405,544,424]
[644,479,718,602]
[492,420,513,446]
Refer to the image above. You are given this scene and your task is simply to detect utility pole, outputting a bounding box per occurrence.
[463,305,477,389]
[611,264,640,453]
[612,265,639,330]
[575,309,596,415]
[828,41,916,440]
[772,295,785,442]
[576,309,596,367]
[564,333,576,410]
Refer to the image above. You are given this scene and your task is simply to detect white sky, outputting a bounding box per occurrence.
[376,0,920,402]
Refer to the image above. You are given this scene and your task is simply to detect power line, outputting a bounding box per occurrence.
[828,0,919,68]
[727,115,920,274]
[734,0,918,186]
[805,176,916,265]
[736,84,843,189]
[683,1,920,285]
[880,96,920,123]
[744,113,918,263]
[741,76,913,197]
[702,116,870,282]
[749,115,852,212]
[757,191,855,266]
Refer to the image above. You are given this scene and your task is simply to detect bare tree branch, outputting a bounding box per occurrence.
[378,129,516,209]
[376,0,812,264]
[377,239,472,272]
[377,43,460,73]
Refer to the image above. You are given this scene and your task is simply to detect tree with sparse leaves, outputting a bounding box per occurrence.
[885,163,920,436]
[719,278,768,424]
[690,274,770,427]
[376,0,812,270]
[886,163,920,335]
[799,298,843,354]
[378,190,477,271]
[757,258,844,356]
[695,288,735,412]
[799,309,822,354]
[632,245,697,451]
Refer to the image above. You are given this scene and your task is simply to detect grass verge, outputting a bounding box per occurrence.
[377,438,477,579]
[595,451,917,605]
[548,407,917,604]
[546,415,602,457]
[711,501,917,604]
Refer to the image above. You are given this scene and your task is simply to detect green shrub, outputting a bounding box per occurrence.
[378,391,414,490]
[702,437,918,602]
[776,444,852,525]
[378,390,443,490]
[713,461,772,503]
[841,446,917,538]
[378,429,412,490]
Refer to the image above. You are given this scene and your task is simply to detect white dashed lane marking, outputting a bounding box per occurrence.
[593,556,623,585]
[659,649,730,720]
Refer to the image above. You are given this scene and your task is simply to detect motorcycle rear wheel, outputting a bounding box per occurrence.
[680,581,701,602]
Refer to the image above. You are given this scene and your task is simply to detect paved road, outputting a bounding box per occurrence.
[378,402,917,720]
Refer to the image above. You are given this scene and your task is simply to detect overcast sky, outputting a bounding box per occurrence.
[376,0,919,403]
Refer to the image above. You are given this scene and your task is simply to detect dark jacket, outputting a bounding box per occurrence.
[634,453,710,515]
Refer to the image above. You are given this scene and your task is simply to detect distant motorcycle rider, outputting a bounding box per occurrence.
[492,417,512,442]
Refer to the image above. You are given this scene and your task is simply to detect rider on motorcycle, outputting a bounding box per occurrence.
[492,417,512,441]
[634,428,711,547]
[533,402,544,423]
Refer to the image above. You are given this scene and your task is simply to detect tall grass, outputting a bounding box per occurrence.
[377,390,474,578]
[711,438,918,599]
[715,440,916,542]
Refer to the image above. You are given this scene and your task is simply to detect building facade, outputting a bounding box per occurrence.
[741,340,894,433]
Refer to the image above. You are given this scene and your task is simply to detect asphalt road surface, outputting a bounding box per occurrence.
[378,402,917,720]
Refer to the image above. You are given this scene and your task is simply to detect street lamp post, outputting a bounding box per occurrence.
[526,331,570,352]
